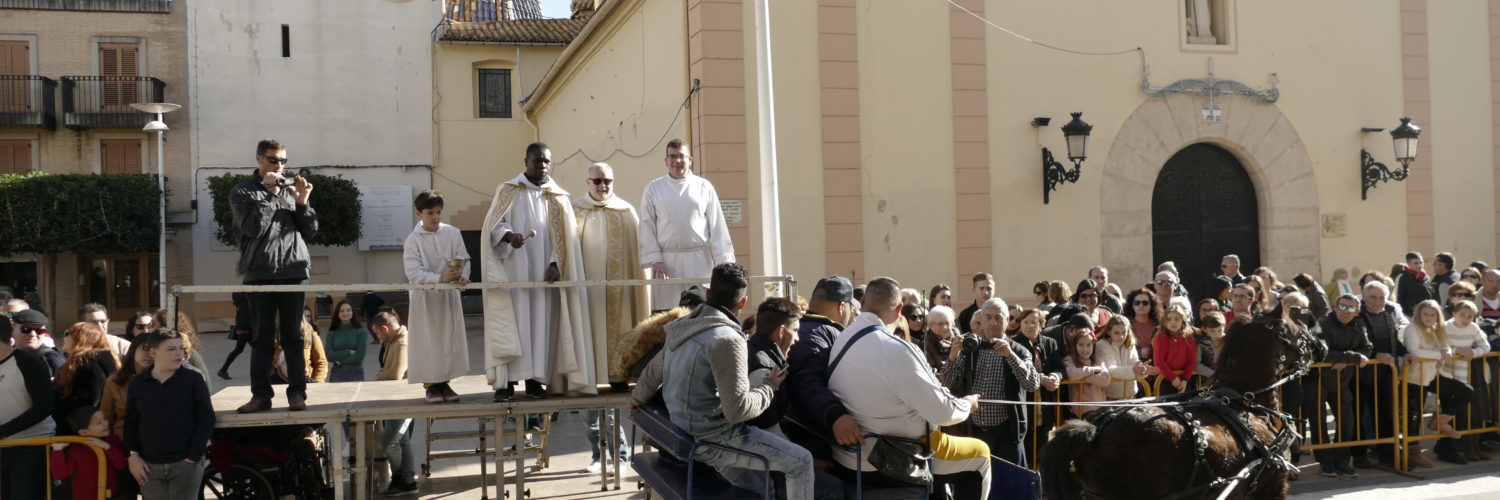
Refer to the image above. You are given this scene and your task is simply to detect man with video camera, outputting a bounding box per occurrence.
[939,298,1040,467]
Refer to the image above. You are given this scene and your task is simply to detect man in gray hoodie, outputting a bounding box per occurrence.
[229,139,318,414]
[630,263,813,500]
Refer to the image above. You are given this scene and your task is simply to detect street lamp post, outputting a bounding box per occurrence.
[130,102,181,309]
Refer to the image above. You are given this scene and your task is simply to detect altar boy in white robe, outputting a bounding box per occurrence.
[481,142,597,402]
[402,190,470,404]
[639,139,736,311]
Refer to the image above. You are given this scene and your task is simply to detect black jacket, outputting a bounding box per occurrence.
[957,302,980,334]
[1318,313,1373,365]
[1012,334,1065,383]
[745,334,788,430]
[54,349,118,435]
[229,175,319,282]
[1358,306,1408,357]
[786,314,849,432]
[1394,268,1434,315]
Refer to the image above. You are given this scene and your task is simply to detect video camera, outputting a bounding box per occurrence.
[961,333,999,352]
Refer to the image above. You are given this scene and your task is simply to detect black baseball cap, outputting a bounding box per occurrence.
[679,285,707,307]
[811,276,854,303]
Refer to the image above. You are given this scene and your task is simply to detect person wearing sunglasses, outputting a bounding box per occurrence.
[1308,294,1374,475]
[11,309,63,374]
[76,303,130,356]
[1218,254,1249,285]
[228,139,319,414]
[0,313,59,500]
[572,162,648,394]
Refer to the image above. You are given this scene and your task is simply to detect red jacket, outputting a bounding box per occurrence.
[50,435,127,500]
[1152,332,1198,382]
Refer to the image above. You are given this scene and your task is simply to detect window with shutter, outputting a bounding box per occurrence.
[477,69,512,118]
[100,42,139,112]
[0,139,31,174]
[101,139,142,174]
[0,41,29,112]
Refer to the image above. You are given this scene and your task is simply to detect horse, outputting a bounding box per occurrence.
[1041,318,1326,500]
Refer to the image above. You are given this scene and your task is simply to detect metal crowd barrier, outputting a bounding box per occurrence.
[0,436,111,500]
[1398,352,1500,472]
[1286,360,1403,467]
[1150,370,1208,397]
[1022,377,1152,470]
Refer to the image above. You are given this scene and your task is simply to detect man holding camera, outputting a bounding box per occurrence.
[230,139,318,414]
[939,298,1040,468]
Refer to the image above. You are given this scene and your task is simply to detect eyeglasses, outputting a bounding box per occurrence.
[1336,304,1360,312]
[1133,300,1152,306]
[906,315,926,321]
[1451,292,1475,299]
[1155,279,1177,286]
[588,178,614,185]
[1462,274,1481,280]
[666,154,691,161]
[261,155,289,165]
[134,323,153,330]
[1079,293,1098,300]
[18,325,40,336]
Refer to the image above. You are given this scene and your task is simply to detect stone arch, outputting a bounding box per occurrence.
[1099,94,1320,288]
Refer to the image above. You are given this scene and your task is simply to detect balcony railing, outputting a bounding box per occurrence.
[0,75,57,130]
[60,76,164,129]
[445,0,543,22]
[0,0,172,14]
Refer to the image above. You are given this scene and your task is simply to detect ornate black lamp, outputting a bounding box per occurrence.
[1361,117,1421,200]
[1040,112,1092,204]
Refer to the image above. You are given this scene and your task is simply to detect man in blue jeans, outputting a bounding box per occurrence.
[584,410,628,473]
[230,139,319,414]
[630,263,813,500]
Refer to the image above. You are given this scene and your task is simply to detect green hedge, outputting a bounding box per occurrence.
[207,171,362,248]
[0,172,163,255]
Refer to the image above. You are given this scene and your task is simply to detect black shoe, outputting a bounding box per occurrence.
[382,480,419,496]
[438,383,460,402]
[524,380,548,399]
[1352,454,1373,469]
[424,386,445,404]
[1335,462,1360,479]
[493,386,515,402]
[1436,449,1469,465]
[217,369,233,380]
[610,381,630,393]
[1318,463,1338,478]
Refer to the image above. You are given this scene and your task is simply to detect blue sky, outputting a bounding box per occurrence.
[540,0,571,18]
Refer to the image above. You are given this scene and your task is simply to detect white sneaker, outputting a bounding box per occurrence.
[585,460,602,473]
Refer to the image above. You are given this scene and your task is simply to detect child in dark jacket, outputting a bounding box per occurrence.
[51,406,127,500]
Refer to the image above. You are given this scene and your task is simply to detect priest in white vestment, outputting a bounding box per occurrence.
[639,139,735,311]
[572,163,649,391]
[481,143,596,400]
[402,190,471,403]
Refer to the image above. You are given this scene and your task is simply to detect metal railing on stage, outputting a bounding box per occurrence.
[166,275,796,500]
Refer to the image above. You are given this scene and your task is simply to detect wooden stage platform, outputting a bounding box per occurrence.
[211,375,631,499]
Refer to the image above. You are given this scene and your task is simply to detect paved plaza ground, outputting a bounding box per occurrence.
[192,315,1498,499]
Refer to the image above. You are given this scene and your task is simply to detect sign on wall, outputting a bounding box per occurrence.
[359,185,414,250]
[721,199,743,224]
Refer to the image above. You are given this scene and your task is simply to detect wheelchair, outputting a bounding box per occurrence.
[200,425,333,500]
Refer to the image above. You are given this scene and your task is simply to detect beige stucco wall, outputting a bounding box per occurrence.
[530,0,1497,300]
[1426,0,1496,263]
[434,43,563,230]
[529,0,692,222]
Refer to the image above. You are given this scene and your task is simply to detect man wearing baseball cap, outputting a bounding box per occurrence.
[785,277,865,459]
[11,309,62,375]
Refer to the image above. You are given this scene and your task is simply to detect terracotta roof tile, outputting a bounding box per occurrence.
[439,18,589,45]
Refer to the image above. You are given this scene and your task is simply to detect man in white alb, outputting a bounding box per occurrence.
[480,142,596,402]
[639,139,735,311]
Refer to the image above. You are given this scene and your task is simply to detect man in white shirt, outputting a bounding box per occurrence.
[639,139,735,311]
[827,277,992,498]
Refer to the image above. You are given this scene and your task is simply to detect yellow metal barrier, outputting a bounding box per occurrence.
[1023,377,1152,470]
[1287,360,1403,463]
[1150,370,1207,397]
[1399,352,1500,471]
[0,435,111,500]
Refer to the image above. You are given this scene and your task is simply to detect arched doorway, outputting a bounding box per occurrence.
[1152,143,1260,302]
